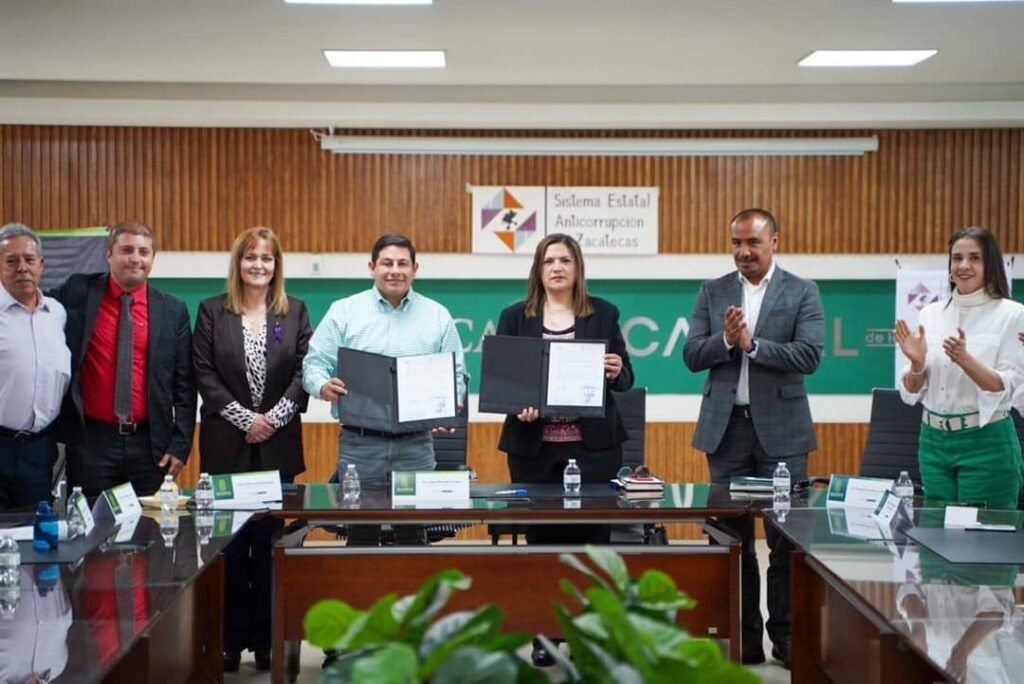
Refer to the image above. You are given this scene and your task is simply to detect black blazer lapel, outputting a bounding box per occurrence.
[147,287,164,382]
[521,311,544,338]
[81,274,108,358]
[753,269,786,337]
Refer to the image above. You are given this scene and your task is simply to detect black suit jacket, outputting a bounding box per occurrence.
[496,296,634,458]
[49,273,197,463]
[192,294,312,479]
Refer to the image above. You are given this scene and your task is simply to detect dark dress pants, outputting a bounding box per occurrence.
[706,411,808,654]
[224,447,289,654]
[67,419,165,497]
[0,431,56,511]
[507,440,622,545]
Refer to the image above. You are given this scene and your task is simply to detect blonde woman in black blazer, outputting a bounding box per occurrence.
[192,227,312,672]
[496,233,634,545]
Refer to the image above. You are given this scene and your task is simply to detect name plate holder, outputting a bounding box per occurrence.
[212,470,283,509]
[826,474,895,509]
[92,482,142,523]
[391,471,470,507]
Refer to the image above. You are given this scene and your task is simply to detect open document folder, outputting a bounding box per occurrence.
[337,347,460,433]
[478,335,607,418]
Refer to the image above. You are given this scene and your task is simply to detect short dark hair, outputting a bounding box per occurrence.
[947,226,1010,299]
[107,220,156,252]
[729,208,778,235]
[371,234,416,263]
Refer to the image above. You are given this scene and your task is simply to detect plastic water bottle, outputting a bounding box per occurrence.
[33,501,59,551]
[195,508,214,545]
[159,511,179,548]
[195,473,214,509]
[342,464,361,503]
[0,535,19,588]
[159,475,179,512]
[772,462,791,520]
[563,459,582,496]
[66,487,86,539]
[894,471,914,500]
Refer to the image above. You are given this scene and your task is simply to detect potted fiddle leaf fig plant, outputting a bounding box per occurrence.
[303,568,548,683]
[535,546,760,684]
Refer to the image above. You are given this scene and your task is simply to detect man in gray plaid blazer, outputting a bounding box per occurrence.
[683,208,824,668]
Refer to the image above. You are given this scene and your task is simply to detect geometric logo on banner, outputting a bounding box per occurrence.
[907,282,940,311]
[478,187,540,253]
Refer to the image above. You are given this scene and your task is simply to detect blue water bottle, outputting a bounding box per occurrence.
[32,501,59,552]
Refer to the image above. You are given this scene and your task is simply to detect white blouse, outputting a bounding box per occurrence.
[899,289,1024,426]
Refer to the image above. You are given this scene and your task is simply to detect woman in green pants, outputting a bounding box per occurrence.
[895,226,1024,510]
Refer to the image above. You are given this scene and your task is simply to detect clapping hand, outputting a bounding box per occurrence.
[723,306,745,347]
[942,328,970,367]
[894,319,927,369]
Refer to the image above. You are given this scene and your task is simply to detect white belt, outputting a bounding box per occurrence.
[921,409,1008,432]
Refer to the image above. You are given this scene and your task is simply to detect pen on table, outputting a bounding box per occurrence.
[492,488,528,496]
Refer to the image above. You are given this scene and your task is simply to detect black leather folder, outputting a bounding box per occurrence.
[478,335,607,418]
[337,347,459,433]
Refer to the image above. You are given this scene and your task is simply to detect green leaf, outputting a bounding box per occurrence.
[586,588,656,679]
[573,613,610,641]
[636,570,696,617]
[418,605,508,679]
[559,553,612,592]
[625,613,688,655]
[584,546,630,596]
[399,569,472,633]
[303,599,362,650]
[351,643,418,684]
[608,664,645,684]
[477,632,533,654]
[552,606,616,684]
[559,578,588,608]
[432,647,519,684]
[341,594,401,650]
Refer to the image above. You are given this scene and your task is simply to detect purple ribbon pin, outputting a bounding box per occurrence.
[273,321,283,343]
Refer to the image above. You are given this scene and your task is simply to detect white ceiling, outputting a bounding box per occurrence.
[2,0,1024,127]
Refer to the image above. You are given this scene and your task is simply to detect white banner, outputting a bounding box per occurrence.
[471,186,659,255]
[547,187,659,255]
[894,264,948,386]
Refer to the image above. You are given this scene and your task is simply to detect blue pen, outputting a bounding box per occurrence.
[493,488,528,496]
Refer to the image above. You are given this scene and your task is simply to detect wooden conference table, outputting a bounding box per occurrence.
[0,510,236,683]
[766,490,1024,684]
[268,481,749,683]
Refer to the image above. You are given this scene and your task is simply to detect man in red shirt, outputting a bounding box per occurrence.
[50,221,195,496]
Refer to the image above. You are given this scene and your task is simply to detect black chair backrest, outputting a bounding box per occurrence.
[613,387,647,468]
[433,413,469,471]
[859,388,923,482]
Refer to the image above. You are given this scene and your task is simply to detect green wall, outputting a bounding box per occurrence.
[154,278,1024,395]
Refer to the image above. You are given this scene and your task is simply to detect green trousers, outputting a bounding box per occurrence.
[918,415,1023,510]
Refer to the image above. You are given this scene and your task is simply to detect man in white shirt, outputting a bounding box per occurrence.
[0,223,72,511]
[683,208,824,668]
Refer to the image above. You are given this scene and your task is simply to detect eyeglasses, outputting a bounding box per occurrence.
[616,465,652,480]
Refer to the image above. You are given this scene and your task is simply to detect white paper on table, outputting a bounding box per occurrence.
[546,341,605,407]
[396,352,457,423]
[943,505,979,528]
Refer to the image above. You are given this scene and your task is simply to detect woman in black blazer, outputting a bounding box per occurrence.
[192,226,312,672]
[497,233,634,545]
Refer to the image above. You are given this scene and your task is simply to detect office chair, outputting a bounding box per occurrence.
[858,388,923,486]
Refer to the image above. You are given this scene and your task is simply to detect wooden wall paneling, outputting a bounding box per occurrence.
[3,125,1022,254]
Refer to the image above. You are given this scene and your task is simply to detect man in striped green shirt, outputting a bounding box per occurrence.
[302,235,466,544]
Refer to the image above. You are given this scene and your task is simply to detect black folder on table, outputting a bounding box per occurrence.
[906,527,1024,565]
[478,335,607,418]
[337,348,459,433]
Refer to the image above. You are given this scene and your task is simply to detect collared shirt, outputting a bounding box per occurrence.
[900,289,1024,426]
[724,260,776,406]
[80,278,150,423]
[0,284,71,432]
[302,286,467,419]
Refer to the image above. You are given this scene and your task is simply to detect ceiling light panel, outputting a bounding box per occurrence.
[799,50,937,67]
[287,1,431,5]
[323,50,446,68]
